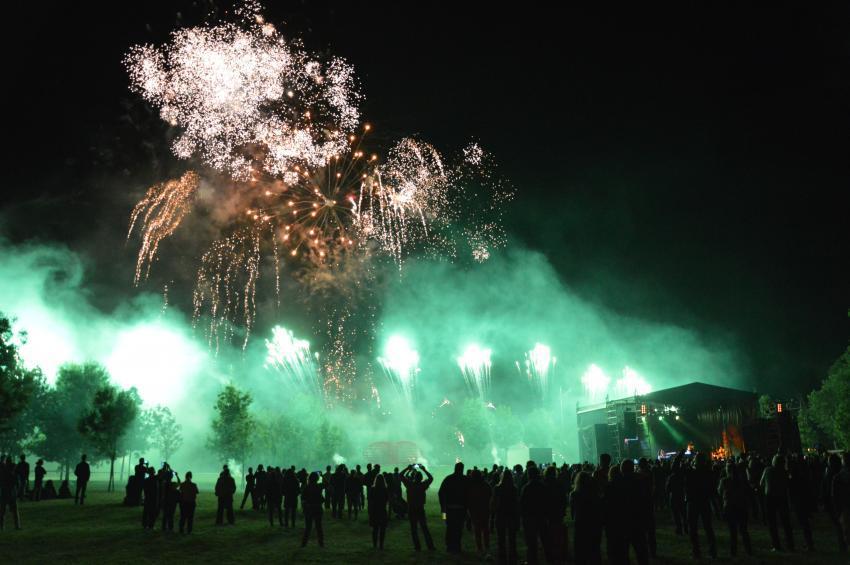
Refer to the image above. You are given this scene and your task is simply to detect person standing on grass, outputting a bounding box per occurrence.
[179,471,198,534]
[142,467,159,529]
[0,455,21,530]
[240,466,255,510]
[301,472,325,547]
[161,471,179,531]
[570,471,602,565]
[74,454,90,505]
[520,465,549,565]
[467,468,492,555]
[831,452,850,555]
[33,459,46,502]
[346,466,363,519]
[491,469,519,565]
[267,466,283,527]
[401,464,436,551]
[215,465,236,525]
[717,461,752,557]
[283,467,300,528]
[439,461,468,553]
[15,455,29,500]
[369,473,390,549]
[761,453,795,552]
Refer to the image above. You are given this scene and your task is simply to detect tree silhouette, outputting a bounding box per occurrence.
[208,384,255,469]
[0,315,41,440]
[143,405,183,462]
[78,384,141,491]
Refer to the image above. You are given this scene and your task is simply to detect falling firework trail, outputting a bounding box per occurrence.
[264,325,322,398]
[581,364,610,401]
[377,335,420,406]
[458,344,492,401]
[516,343,556,402]
[616,366,652,397]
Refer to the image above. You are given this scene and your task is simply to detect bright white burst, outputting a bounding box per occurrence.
[582,363,610,400]
[517,343,556,401]
[458,344,492,401]
[264,325,322,397]
[616,366,652,397]
[125,13,360,180]
[377,335,420,406]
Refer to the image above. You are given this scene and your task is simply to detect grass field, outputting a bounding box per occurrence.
[1,476,848,564]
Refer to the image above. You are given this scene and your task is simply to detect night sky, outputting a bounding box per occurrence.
[4,1,849,396]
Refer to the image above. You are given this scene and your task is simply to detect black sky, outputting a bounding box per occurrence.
[4,1,849,396]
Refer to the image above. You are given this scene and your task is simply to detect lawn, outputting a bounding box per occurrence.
[1,475,847,564]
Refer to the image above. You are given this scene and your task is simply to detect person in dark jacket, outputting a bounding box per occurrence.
[301,472,325,547]
[717,461,752,556]
[761,454,795,551]
[439,462,468,553]
[346,468,363,519]
[823,453,848,552]
[142,467,159,529]
[332,465,348,518]
[492,469,519,565]
[15,455,29,500]
[74,454,90,505]
[467,468,493,555]
[179,471,199,534]
[603,465,627,564]
[33,459,46,502]
[215,465,236,525]
[369,473,390,549]
[543,465,568,563]
[831,452,850,554]
[570,471,602,565]
[0,455,21,530]
[666,457,687,535]
[267,466,283,526]
[788,454,814,550]
[240,467,255,510]
[685,452,717,558]
[636,458,656,557]
[619,459,650,565]
[254,464,267,511]
[401,464,435,551]
[283,467,300,528]
[520,464,549,565]
[161,472,179,531]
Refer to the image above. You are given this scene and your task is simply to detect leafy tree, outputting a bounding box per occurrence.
[314,419,346,467]
[142,405,183,462]
[0,315,41,438]
[34,362,110,480]
[457,398,491,459]
[78,384,141,491]
[207,384,255,469]
[802,345,850,450]
[758,394,777,419]
[0,369,49,454]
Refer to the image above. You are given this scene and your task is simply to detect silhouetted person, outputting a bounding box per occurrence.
[684,452,717,559]
[788,454,814,550]
[571,471,602,565]
[346,467,363,519]
[618,459,649,565]
[74,454,90,505]
[142,467,159,529]
[0,456,21,530]
[127,457,145,506]
[666,456,687,535]
[439,461,468,553]
[33,459,46,502]
[520,464,549,565]
[831,452,850,554]
[603,465,627,564]
[332,465,347,518]
[543,465,568,562]
[254,464,267,511]
[492,469,519,565]
[322,466,333,511]
[267,466,283,526]
[368,473,389,549]
[401,464,435,551]
[823,453,848,552]
[635,458,656,557]
[240,466,254,510]
[748,454,765,523]
[42,480,57,500]
[161,472,179,531]
[283,468,300,528]
[15,455,29,500]
[592,453,611,492]
[761,453,794,551]
[467,469,492,554]
[215,465,236,525]
[58,479,72,498]
[301,472,324,547]
[179,471,198,534]
[718,461,752,556]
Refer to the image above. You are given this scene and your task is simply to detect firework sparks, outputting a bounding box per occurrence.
[125,12,360,180]
[458,344,492,401]
[377,335,420,406]
[128,171,200,283]
[616,366,652,397]
[264,325,322,397]
[516,343,556,401]
[582,363,610,400]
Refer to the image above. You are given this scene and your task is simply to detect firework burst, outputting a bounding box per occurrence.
[264,325,322,398]
[458,344,492,401]
[516,343,556,401]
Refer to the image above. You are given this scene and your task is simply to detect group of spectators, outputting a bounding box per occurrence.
[2,448,849,565]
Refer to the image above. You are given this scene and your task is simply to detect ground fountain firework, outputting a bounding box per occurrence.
[458,343,493,402]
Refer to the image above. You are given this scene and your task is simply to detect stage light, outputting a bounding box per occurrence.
[659,415,664,421]
[675,415,680,421]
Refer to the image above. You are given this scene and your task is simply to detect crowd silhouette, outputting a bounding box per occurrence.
[1,447,850,564]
